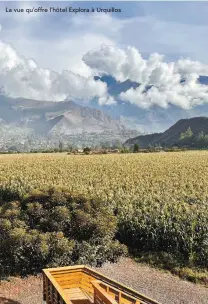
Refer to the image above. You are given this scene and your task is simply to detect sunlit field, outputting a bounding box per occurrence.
[1,151,208,203]
[1,151,208,277]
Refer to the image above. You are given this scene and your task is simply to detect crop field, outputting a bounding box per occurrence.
[0,151,208,202]
[0,151,208,280]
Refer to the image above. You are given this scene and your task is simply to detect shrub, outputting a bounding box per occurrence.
[0,189,126,276]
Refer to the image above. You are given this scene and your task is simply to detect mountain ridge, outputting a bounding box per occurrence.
[0,94,139,150]
[124,117,208,148]
[0,95,127,133]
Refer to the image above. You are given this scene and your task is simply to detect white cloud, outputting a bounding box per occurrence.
[1,6,208,111]
[0,37,108,102]
[98,95,116,106]
[1,34,208,109]
[0,12,121,102]
[84,44,208,109]
[175,58,208,76]
[55,33,115,77]
[0,11,120,77]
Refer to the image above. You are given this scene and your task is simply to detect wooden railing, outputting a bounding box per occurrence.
[93,281,147,304]
[93,281,118,304]
[43,269,73,304]
[42,265,161,304]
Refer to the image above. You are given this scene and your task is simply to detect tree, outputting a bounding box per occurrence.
[196,131,208,147]
[133,143,140,153]
[197,131,204,140]
[180,127,193,140]
[121,147,130,153]
[83,147,91,154]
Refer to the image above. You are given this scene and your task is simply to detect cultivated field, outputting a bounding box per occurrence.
[0,151,208,202]
[0,151,208,280]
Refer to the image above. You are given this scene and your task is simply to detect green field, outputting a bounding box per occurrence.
[0,151,208,282]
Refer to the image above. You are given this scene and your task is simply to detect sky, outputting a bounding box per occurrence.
[1,1,208,109]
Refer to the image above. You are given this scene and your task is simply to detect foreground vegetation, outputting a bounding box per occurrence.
[0,152,207,283]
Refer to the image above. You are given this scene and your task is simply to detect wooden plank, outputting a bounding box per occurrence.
[43,269,73,304]
[50,284,53,304]
[120,298,134,304]
[56,280,81,286]
[122,293,137,303]
[63,287,94,304]
[45,265,85,272]
[56,278,82,285]
[53,275,81,281]
[82,289,94,303]
[61,284,82,289]
[52,274,81,279]
[50,271,82,276]
[43,273,47,302]
[92,282,118,304]
[118,292,122,304]
[55,280,81,287]
[82,281,94,288]
[45,277,49,304]
[100,282,136,304]
[82,285,94,294]
[64,288,88,300]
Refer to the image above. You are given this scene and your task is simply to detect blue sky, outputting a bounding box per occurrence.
[1,2,208,109]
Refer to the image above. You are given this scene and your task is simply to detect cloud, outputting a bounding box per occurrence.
[0,12,121,102]
[0,35,108,102]
[54,33,115,77]
[175,59,208,76]
[84,45,208,109]
[1,4,208,111]
[1,33,208,110]
[0,9,121,77]
[98,95,116,106]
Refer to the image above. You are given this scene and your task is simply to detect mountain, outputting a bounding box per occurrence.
[1,74,208,150]
[92,75,208,133]
[48,109,124,135]
[124,117,208,148]
[0,95,139,150]
[0,95,127,133]
[0,95,20,123]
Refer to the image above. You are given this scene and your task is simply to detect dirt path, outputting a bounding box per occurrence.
[0,258,207,304]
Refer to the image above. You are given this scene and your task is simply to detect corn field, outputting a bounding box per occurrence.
[0,151,208,202]
[0,151,208,269]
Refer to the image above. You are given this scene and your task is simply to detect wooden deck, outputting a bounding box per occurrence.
[42,265,161,304]
[64,288,93,304]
